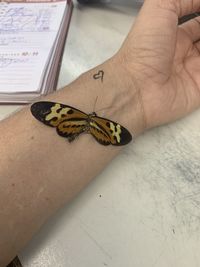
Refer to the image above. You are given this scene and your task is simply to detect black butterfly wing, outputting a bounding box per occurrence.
[31,101,89,142]
[7,256,23,267]
[31,101,88,127]
[90,116,132,146]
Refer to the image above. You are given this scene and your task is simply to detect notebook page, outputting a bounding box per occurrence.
[41,2,70,93]
[0,0,66,93]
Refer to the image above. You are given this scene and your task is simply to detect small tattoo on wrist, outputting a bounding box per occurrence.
[93,70,104,83]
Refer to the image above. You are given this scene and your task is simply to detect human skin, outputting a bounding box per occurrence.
[1,0,200,266]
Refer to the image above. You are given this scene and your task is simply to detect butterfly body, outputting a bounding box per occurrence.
[31,101,132,146]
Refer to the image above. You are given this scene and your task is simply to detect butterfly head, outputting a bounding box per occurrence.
[89,112,97,117]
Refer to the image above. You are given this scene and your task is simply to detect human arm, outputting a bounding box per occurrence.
[1,0,200,265]
[0,59,143,267]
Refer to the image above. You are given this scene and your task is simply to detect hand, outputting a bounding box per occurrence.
[118,0,200,130]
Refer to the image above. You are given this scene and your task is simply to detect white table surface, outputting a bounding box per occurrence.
[2,2,200,267]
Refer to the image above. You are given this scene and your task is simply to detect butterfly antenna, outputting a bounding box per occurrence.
[93,96,98,112]
[96,105,116,114]
[93,96,116,114]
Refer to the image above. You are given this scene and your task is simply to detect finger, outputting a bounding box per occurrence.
[179,16,200,43]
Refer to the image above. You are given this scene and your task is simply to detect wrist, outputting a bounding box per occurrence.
[48,56,146,138]
[95,56,146,137]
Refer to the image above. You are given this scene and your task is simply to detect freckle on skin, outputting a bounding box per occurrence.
[31,136,34,140]
[12,183,15,187]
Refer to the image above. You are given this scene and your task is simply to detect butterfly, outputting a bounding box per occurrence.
[31,101,132,146]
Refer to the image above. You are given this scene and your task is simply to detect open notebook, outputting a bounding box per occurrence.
[0,0,73,103]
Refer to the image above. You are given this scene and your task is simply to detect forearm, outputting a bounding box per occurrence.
[0,56,144,266]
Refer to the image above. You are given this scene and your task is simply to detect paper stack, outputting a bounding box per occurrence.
[0,0,73,103]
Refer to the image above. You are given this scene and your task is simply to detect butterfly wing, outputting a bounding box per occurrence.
[90,116,132,146]
[56,119,87,141]
[31,101,88,142]
[31,101,88,127]
[7,256,23,267]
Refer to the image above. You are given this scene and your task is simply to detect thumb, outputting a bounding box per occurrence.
[144,0,200,18]
[132,0,200,40]
[137,0,200,25]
